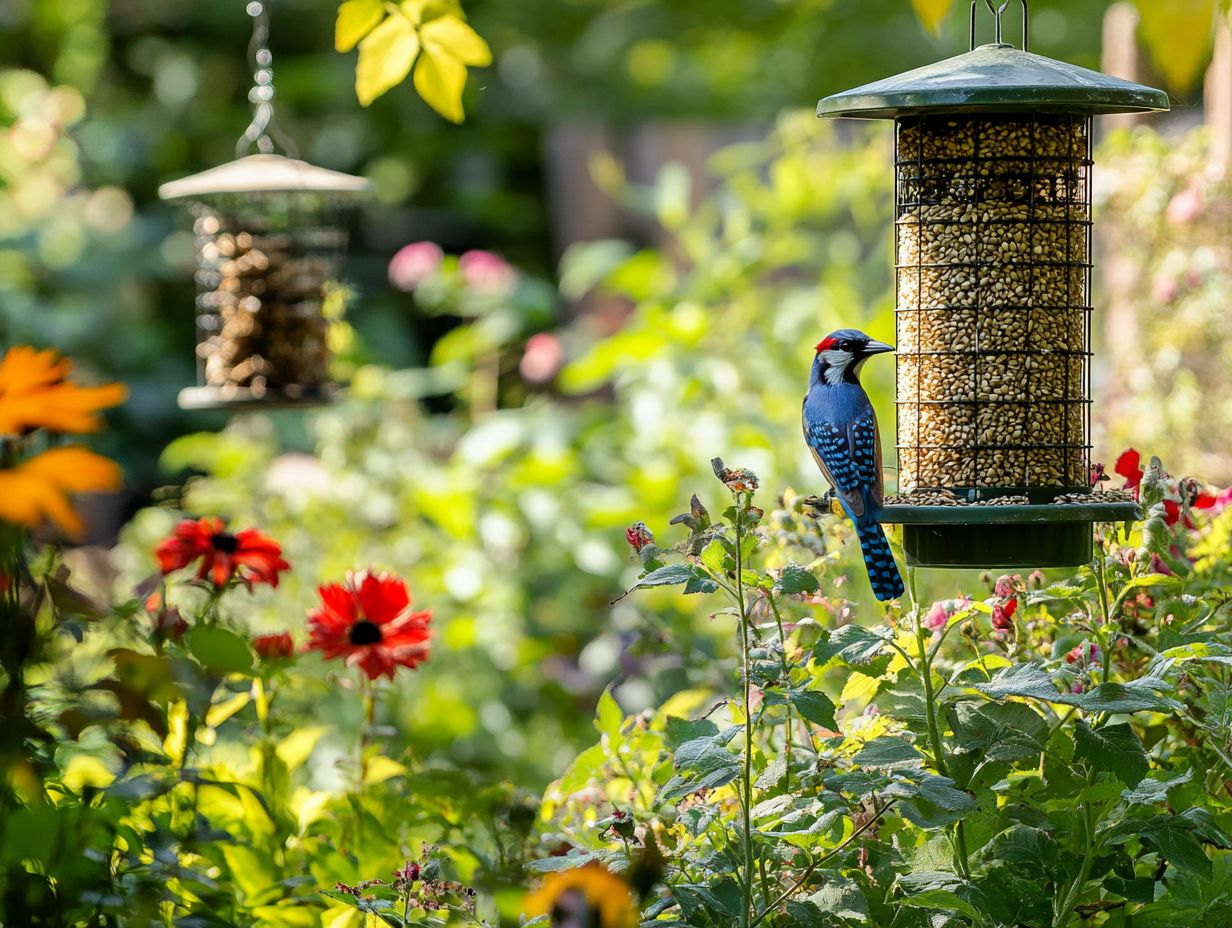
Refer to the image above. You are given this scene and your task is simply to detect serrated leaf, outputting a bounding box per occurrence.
[634,564,706,589]
[673,736,740,783]
[775,564,819,595]
[525,852,595,872]
[336,0,385,52]
[1123,769,1192,806]
[814,624,889,666]
[787,873,869,923]
[790,688,837,729]
[664,716,718,752]
[1074,721,1148,786]
[355,13,420,106]
[595,688,624,740]
[853,736,924,769]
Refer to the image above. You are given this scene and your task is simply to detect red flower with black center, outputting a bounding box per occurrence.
[1114,449,1144,499]
[306,570,431,681]
[253,632,295,661]
[155,517,290,590]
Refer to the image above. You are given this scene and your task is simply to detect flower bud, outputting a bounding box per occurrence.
[252,632,294,661]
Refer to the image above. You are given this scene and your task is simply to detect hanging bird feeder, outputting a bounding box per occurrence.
[817,0,1167,568]
[160,0,371,410]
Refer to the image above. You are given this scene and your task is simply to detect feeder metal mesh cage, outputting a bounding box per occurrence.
[814,0,1168,567]
[894,112,1092,499]
[189,193,348,403]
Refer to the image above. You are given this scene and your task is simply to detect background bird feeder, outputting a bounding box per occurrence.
[817,0,1167,568]
[160,0,371,411]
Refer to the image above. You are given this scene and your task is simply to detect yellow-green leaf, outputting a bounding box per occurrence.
[413,44,468,122]
[1136,0,1216,94]
[335,0,385,52]
[912,0,956,35]
[363,754,407,785]
[420,14,492,66]
[356,13,421,106]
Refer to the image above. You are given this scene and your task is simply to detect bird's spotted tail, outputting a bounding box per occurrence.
[855,521,904,602]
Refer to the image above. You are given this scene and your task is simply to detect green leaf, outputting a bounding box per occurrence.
[775,564,819,595]
[413,41,467,122]
[911,0,956,35]
[355,12,420,106]
[975,662,1067,702]
[949,699,1047,763]
[634,564,706,589]
[335,0,385,52]
[188,626,254,675]
[854,736,924,769]
[1137,0,1216,95]
[814,624,890,667]
[790,688,837,729]
[1123,768,1194,805]
[595,688,624,741]
[1077,677,1179,714]
[700,538,728,575]
[787,873,869,924]
[1074,721,1148,786]
[525,852,595,872]
[664,716,718,751]
[673,736,740,784]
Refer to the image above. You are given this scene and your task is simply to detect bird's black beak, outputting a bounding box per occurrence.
[862,340,894,356]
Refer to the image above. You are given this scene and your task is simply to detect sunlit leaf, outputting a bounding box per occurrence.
[1137,0,1216,95]
[356,13,421,106]
[419,13,491,65]
[413,41,468,122]
[912,0,956,35]
[335,0,385,52]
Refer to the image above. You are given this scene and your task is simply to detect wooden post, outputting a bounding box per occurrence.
[1207,14,1232,176]
[1101,3,1145,134]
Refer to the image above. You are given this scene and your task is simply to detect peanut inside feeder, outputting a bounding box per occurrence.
[895,113,1090,493]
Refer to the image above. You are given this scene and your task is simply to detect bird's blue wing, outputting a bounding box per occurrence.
[804,414,881,519]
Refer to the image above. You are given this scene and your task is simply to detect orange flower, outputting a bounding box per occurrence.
[523,866,637,928]
[0,346,127,436]
[0,447,123,537]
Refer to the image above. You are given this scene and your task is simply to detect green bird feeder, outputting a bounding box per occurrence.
[817,0,1168,568]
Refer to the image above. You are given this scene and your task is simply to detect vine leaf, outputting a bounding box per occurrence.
[1074,721,1149,787]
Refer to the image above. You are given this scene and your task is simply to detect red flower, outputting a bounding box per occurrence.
[155,517,290,589]
[253,632,294,661]
[1114,449,1143,499]
[307,570,432,680]
[625,522,654,553]
[991,597,1017,631]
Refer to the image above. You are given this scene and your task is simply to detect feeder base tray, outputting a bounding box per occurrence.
[177,384,339,411]
[880,501,1141,569]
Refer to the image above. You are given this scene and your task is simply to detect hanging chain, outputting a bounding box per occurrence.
[969,0,1029,52]
[236,0,299,158]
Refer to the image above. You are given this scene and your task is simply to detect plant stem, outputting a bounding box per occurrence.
[749,798,896,928]
[909,568,971,879]
[766,592,794,787]
[1052,778,1099,928]
[358,674,376,790]
[735,493,754,928]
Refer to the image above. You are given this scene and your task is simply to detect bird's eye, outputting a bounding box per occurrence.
[839,340,853,351]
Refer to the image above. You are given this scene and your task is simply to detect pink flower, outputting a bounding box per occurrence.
[1165,184,1204,225]
[458,249,517,295]
[389,242,444,291]
[924,596,972,630]
[993,575,1019,598]
[520,332,562,384]
[625,522,653,552]
[1151,273,1179,305]
[1065,641,1100,665]
[924,601,949,630]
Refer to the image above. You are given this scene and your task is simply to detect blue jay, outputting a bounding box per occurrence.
[802,328,904,601]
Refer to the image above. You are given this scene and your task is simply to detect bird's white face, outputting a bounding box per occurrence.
[817,347,857,385]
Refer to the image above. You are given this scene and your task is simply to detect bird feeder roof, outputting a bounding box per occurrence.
[817,43,1170,120]
[159,153,373,201]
